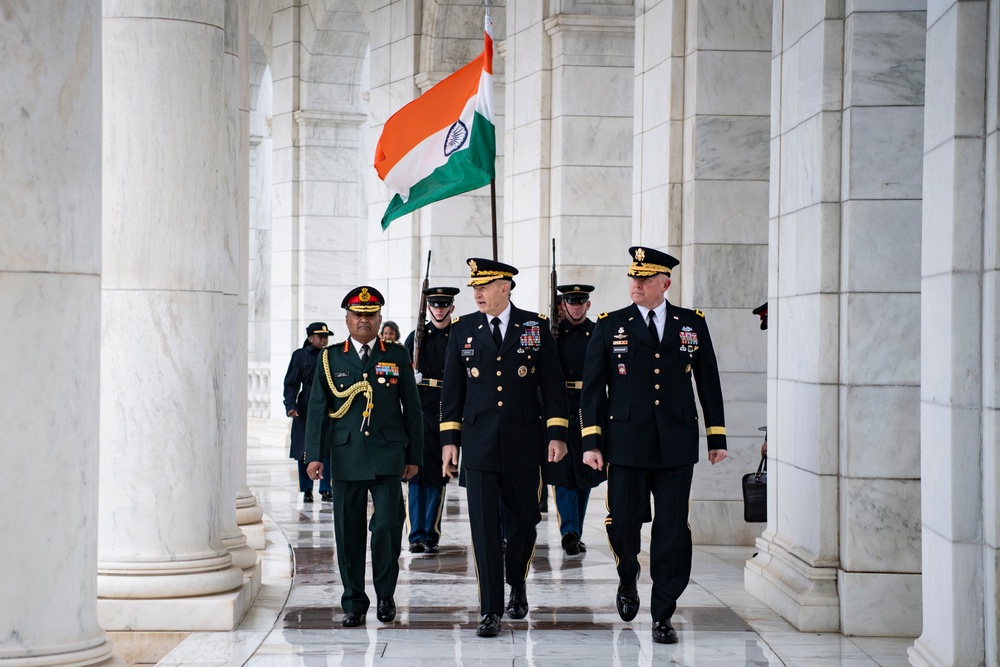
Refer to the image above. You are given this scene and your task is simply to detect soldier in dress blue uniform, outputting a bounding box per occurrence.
[580,247,728,645]
[304,286,423,628]
[440,258,569,637]
[403,286,460,554]
[542,285,605,555]
[282,322,333,503]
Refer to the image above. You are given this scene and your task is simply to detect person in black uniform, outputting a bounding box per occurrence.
[304,286,423,628]
[580,247,728,645]
[440,258,569,637]
[282,322,334,503]
[403,286,460,554]
[543,284,605,555]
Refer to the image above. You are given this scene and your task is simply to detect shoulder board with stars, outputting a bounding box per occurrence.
[598,312,609,319]
[538,313,548,320]
[695,309,705,318]
[451,315,461,324]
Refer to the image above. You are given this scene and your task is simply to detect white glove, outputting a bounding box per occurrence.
[413,371,423,384]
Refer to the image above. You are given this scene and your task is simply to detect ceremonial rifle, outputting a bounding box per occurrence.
[412,251,432,370]
[549,239,559,341]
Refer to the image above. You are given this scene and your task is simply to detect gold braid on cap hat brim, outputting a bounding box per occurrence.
[321,349,374,431]
[467,270,515,286]
[347,304,382,313]
[628,261,672,277]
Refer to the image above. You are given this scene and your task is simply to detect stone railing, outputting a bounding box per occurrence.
[247,362,270,418]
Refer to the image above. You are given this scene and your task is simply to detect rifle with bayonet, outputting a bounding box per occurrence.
[549,239,559,341]
[412,250,432,371]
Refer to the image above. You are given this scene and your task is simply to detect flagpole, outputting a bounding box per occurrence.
[490,178,498,260]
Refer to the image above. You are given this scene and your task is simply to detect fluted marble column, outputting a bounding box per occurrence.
[0,4,122,666]
[98,0,246,630]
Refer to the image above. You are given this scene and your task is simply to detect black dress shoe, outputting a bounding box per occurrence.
[476,612,501,637]
[652,619,678,644]
[408,541,425,553]
[561,532,580,555]
[303,491,313,503]
[376,596,396,622]
[320,491,333,502]
[506,583,528,619]
[616,578,639,622]
[342,611,366,627]
[424,542,439,554]
[577,541,587,553]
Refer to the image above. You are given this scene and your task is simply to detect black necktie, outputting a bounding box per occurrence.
[647,311,658,343]
[361,343,370,366]
[491,316,503,349]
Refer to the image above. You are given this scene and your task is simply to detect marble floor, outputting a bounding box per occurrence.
[155,422,916,666]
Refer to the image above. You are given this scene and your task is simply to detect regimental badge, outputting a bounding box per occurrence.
[618,363,627,375]
[359,287,371,302]
[471,367,480,378]
[685,364,692,374]
[680,345,687,352]
[618,327,625,334]
[518,365,528,377]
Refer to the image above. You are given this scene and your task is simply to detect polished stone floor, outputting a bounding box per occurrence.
[156,422,915,666]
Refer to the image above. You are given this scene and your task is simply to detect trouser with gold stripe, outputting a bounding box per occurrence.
[464,467,542,616]
[605,463,693,620]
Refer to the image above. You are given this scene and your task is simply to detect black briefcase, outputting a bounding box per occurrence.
[742,455,767,523]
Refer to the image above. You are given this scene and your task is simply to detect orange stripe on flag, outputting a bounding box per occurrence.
[374,31,492,180]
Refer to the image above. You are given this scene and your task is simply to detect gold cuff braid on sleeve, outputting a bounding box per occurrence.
[547,418,569,428]
[581,425,602,438]
[706,426,726,436]
[440,421,463,432]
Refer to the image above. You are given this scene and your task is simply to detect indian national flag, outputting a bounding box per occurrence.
[374,16,495,229]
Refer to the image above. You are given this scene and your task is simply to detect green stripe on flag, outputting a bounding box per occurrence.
[380,112,496,229]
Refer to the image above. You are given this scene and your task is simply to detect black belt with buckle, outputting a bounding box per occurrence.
[565,381,582,389]
[419,378,443,388]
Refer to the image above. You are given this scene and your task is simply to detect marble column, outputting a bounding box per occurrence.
[746,1,926,636]
[0,4,122,666]
[909,1,993,664]
[98,0,247,631]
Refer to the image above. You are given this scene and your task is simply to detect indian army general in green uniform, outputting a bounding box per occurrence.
[580,247,728,646]
[305,286,423,628]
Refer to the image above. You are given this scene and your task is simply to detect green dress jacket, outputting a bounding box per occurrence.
[304,338,423,480]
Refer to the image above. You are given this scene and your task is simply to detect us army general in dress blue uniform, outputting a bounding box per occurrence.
[580,247,728,646]
[542,284,605,556]
[440,258,569,638]
[304,286,423,629]
[402,286,460,554]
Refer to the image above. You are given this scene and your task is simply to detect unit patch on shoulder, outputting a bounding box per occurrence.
[598,312,609,319]
[695,309,705,318]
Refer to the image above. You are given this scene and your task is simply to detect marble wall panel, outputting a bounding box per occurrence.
[687,115,770,181]
[558,116,633,166]
[841,292,920,385]
[693,436,763,501]
[843,106,924,200]
[708,309,768,374]
[773,459,840,561]
[691,498,765,545]
[510,0,544,34]
[686,50,771,117]
[302,217,360,251]
[510,71,549,130]
[367,4,391,47]
[774,378,840,475]
[549,215,632,265]
[420,194,498,238]
[369,44,391,88]
[921,139,986,276]
[840,478,921,572]
[388,36,419,86]
[302,250,360,287]
[846,0,927,11]
[841,385,920,478]
[838,571,921,637]
[775,293,840,385]
[843,10,925,108]
[775,204,842,297]
[779,21,844,134]
[551,166,631,217]
[924,3,988,150]
[546,18,633,68]
[987,270,1000,411]
[640,0,683,64]
[919,401,983,542]
[685,244,768,308]
[640,59,682,131]
[301,181,363,218]
[104,1,222,23]
[511,120,549,173]
[636,183,673,244]
[780,0,839,48]
[684,181,769,245]
[509,23,546,83]
[639,121,673,192]
[689,0,772,52]
[920,273,984,406]
[841,200,921,293]
[778,113,843,214]
[299,145,365,184]
[507,171,547,224]
[553,66,633,118]
[389,0,415,42]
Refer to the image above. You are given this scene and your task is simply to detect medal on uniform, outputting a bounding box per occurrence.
[518,365,527,377]
[471,367,480,378]
[378,377,386,384]
[685,364,692,373]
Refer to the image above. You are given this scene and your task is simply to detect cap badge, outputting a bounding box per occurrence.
[635,247,646,262]
[574,286,581,292]
[469,259,478,274]
[359,287,371,303]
